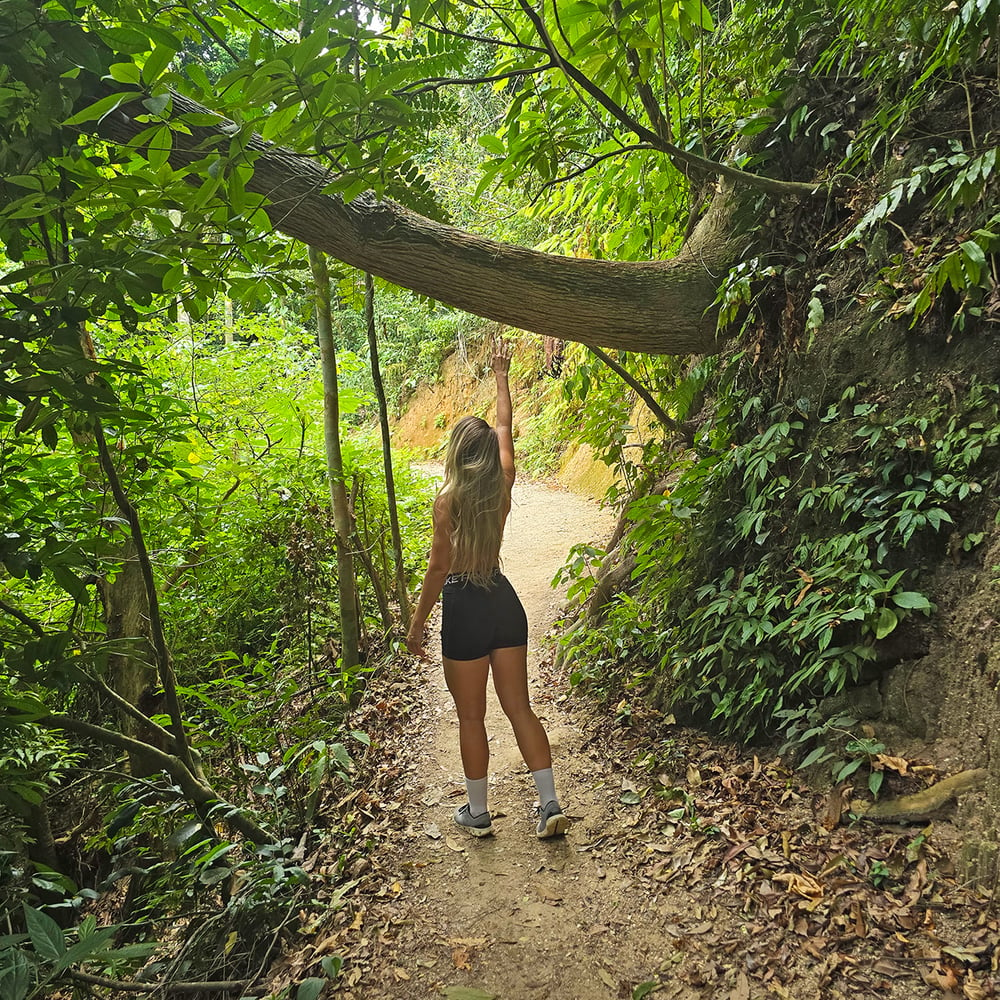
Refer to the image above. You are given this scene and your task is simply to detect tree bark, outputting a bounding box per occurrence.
[365,274,411,630]
[95,90,754,356]
[310,247,362,670]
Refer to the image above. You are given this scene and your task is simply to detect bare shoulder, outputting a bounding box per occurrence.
[433,492,451,523]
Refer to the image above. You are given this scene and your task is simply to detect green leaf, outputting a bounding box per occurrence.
[55,927,116,972]
[633,982,661,999]
[296,978,326,1000]
[961,239,987,268]
[23,905,65,962]
[142,92,171,116]
[146,126,173,171]
[0,947,33,1000]
[836,757,865,781]
[142,44,176,84]
[890,591,931,611]
[63,92,132,126]
[868,770,884,799]
[798,745,832,769]
[874,607,898,640]
[107,62,141,85]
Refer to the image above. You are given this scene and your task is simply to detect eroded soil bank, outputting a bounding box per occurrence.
[300,478,995,1000]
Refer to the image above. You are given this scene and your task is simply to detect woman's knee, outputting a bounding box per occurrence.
[500,700,536,726]
[455,706,487,726]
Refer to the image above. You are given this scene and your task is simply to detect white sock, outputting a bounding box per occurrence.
[466,776,488,817]
[532,767,558,807]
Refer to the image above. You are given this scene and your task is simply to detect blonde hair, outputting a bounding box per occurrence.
[440,416,508,587]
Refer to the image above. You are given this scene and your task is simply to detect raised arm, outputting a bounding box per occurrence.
[491,340,515,487]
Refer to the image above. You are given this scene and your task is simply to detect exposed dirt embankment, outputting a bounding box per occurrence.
[392,350,614,500]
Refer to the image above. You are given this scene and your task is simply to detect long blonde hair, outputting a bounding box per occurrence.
[440,415,508,587]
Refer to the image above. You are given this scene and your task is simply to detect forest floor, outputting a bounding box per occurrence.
[291,478,997,1000]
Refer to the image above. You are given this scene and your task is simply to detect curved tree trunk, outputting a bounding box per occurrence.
[95,91,756,356]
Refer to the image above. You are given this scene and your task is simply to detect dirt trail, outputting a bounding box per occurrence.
[334,475,990,1000]
[359,477,691,999]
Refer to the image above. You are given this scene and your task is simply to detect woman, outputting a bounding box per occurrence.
[405,341,569,839]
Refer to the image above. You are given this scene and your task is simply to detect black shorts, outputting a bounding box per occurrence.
[440,571,528,661]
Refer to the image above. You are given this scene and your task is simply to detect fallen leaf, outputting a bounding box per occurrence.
[964,972,989,999]
[873,753,910,775]
[923,961,960,992]
[393,967,411,981]
[773,871,823,900]
[424,823,442,839]
[452,947,471,970]
[445,836,467,853]
[819,783,852,830]
[598,969,617,988]
[687,763,702,786]
[632,982,661,999]
[730,971,750,1000]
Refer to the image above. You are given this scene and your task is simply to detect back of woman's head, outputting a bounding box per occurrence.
[441,416,507,586]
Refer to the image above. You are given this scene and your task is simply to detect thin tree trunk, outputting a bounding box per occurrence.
[93,422,199,778]
[365,274,411,629]
[309,247,361,670]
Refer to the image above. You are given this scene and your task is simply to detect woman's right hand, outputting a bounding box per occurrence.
[405,626,427,659]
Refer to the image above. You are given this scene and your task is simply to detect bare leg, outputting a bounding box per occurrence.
[490,645,552,772]
[443,655,490,779]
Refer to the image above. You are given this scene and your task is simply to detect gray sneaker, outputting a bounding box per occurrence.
[536,800,570,839]
[454,804,493,837]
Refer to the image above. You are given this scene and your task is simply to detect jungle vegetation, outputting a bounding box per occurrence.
[1,0,999,994]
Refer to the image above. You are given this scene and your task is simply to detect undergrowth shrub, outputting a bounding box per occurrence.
[559,366,1000,740]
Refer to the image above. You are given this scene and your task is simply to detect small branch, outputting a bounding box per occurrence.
[0,599,47,637]
[186,7,240,61]
[587,345,680,434]
[398,62,556,96]
[517,0,826,198]
[222,0,294,44]
[68,970,266,994]
[35,714,273,844]
[83,670,178,751]
[531,143,655,201]
[367,1,548,51]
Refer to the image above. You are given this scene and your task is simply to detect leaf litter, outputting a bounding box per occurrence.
[257,482,995,1000]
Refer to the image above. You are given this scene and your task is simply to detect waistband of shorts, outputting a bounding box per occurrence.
[445,568,501,587]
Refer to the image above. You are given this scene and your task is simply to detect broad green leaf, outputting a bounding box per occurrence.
[63,92,132,126]
[890,591,931,610]
[296,977,326,1000]
[0,948,33,1000]
[874,607,898,639]
[633,982,661,999]
[141,44,176,84]
[23,905,65,962]
[55,928,116,972]
[107,62,141,85]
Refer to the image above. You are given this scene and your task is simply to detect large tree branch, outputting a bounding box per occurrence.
[92,89,736,354]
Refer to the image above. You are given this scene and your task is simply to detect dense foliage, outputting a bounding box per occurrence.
[1,0,999,993]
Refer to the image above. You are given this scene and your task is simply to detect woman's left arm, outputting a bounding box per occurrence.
[405,495,452,657]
